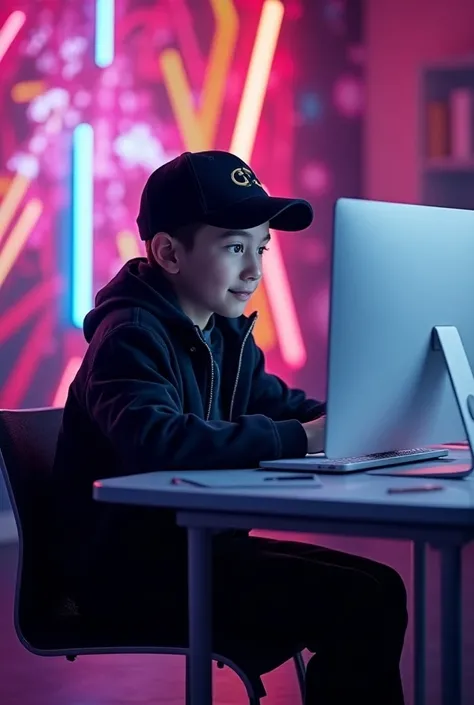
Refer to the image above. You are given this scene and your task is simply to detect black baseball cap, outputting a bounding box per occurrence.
[136,150,313,240]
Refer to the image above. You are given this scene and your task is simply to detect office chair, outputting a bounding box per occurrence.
[0,407,306,704]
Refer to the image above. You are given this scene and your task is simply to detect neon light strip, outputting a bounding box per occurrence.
[0,11,26,64]
[0,199,43,288]
[167,0,204,86]
[158,52,203,151]
[95,0,115,68]
[199,0,239,146]
[0,177,11,195]
[159,0,238,151]
[1,313,52,409]
[0,279,59,346]
[230,0,284,161]
[260,229,306,367]
[71,124,94,328]
[52,356,82,407]
[230,0,306,369]
[0,173,30,246]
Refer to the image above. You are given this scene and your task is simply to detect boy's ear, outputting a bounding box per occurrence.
[150,232,180,274]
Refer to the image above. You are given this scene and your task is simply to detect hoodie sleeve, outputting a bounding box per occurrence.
[84,324,308,473]
[246,339,326,423]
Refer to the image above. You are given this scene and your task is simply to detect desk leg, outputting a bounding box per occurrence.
[440,545,462,705]
[187,526,213,705]
[413,541,426,705]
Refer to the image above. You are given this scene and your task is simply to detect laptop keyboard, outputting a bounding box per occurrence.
[320,448,435,463]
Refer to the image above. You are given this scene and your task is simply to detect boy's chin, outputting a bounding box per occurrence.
[214,300,249,318]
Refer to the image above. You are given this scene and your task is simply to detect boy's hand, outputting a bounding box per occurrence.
[302,415,326,454]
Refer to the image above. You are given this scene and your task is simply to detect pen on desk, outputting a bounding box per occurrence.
[264,475,316,482]
[387,484,444,494]
[171,477,205,487]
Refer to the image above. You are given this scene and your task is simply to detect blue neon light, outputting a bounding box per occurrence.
[71,123,94,328]
[95,0,115,68]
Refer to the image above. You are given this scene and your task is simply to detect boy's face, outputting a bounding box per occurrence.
[155,222,270,328]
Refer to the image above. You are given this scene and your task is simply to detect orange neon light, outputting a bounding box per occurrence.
[0,199,43,288]
[11,80,46,103]
[159,0,239,150]
[198,0,239,147]
[0,173,30,246]
[0,177,11,196]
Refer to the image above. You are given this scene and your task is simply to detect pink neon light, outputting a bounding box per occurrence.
[229,0,306,369]
[52,356,82,407]
[1,313,51,408]
[263,227,307,369]
[256,180,307,369]
[0,11,26,64]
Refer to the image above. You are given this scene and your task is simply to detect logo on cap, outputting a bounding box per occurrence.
[230,167,263,188]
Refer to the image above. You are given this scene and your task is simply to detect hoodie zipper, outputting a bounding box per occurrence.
[196,331,215,421]
[229,315,258,421]
[196,313,258,422]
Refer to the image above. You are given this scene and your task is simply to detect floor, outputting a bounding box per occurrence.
[0,532,473,705]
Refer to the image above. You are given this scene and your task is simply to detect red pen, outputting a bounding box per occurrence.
[387,484,444,494]
[171,477,205,487]
[263,475,317,482]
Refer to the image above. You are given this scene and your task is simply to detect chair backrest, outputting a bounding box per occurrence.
[0,407,63,636]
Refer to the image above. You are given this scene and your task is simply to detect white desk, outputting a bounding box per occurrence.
[93,451,473,705]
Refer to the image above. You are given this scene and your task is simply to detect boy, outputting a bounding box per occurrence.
[52,150,407,704]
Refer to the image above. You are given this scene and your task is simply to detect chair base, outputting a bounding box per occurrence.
[19,630,305,703]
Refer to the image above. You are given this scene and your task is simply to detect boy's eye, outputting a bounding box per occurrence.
[228,244,244,254]
[226,244,270,255]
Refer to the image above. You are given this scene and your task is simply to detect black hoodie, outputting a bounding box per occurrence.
[51,258,325,590]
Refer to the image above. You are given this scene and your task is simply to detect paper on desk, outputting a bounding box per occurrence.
[174,470,322,488]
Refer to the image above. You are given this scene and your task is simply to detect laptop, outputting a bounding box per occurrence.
[260,448,449,474]
[260,198,474,478]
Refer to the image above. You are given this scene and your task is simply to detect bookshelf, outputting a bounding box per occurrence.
[420,58,474,209]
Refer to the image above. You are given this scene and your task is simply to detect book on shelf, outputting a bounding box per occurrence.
[426,101,450,158]
[450,88,474,159]
[426,89,474,162]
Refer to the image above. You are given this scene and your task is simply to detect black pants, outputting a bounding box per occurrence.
[85,532,408,704]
